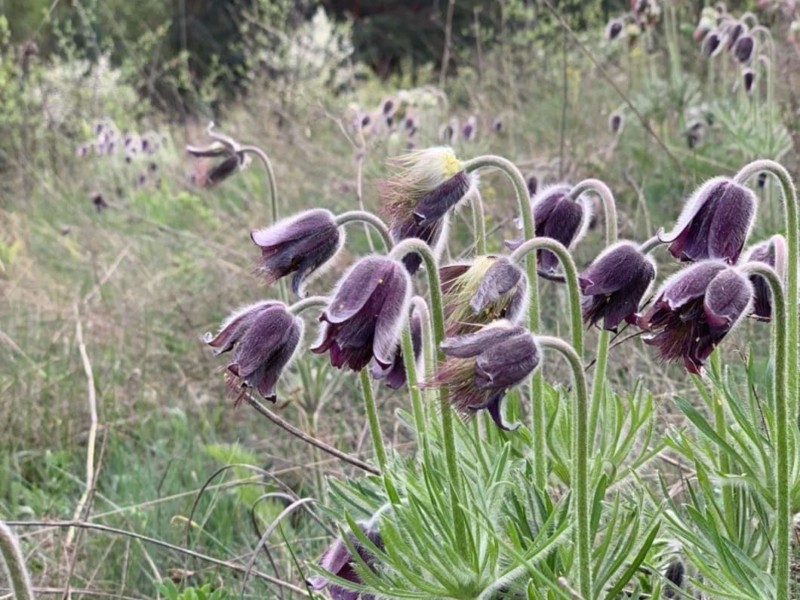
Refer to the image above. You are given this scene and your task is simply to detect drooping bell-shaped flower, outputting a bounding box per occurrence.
[609,111,624,134]
[440,256,528,336]
[423,322,540,430]
[742,234,786,321]
[724,21,747,50]
[312,257,411,372]
[204,301,303,402]
[250,209,343,296]
[636,261,753,374]
[186,141,249,188]
[665,177,756,264]
[663,560,685,599]
[370,309,423,389]
[508,184,592,273]
[606,18,624,41]
[743,68,755,94]
[732,35,755,64]
[702,30,722,56]
[379,147,476,273]
[580,242,656,331]
[308,520,383,600]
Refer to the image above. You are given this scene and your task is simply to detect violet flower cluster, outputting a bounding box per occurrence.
[196,131,789,598]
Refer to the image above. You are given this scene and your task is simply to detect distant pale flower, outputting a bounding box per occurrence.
[440,256,528,336]
[380,147,475,273]
[205,301,303,402]
[609,111,624,134]
[664,177,756,264]
[580,242,656,331]
[370,309,423,389]
[508,184,592,274]
[250,209,342,297]
[424,322,540,430]
[462,115,478,142]
[308,520,383,600]
[636,261,753,374]
[526,174,538,197]
[742,234,786,321]
[312,257,411,371]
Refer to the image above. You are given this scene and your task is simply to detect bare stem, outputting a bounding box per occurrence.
[243,392,379,475]
[335,211,394,250]
[537,336,592,600]
[0,521,35,600]
[461,154,546,489]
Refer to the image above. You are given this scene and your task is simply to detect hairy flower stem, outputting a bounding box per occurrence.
[537,336,592,600]
[359,369,387,471]
[401,324,429,463]
[388,238,466,548]
[407,297,432,461]
[461,155,547,489]
[741,263,788,600]
[238,144,279,224]
[0,521,36,600]
[569,179,618,451]
[734,161,798,432]
[471,190,488,254]
[509,239,583,355]
[639,235,666,255]
[288,296,329,315]
[334,211,394,250]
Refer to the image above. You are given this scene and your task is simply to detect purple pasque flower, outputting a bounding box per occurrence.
[186,141,249,188]
[423,322,540,430]
[250,209,343,297]
[732,35,755,64]
[742,234,786,321]
[508,184,592,273]
[636,261,753,374]
[440,256,528,336]
[606,18,624,41]
[664,177,757,264]
[370,308,423,389]
[308,520,383,600]
[609,111,624,134]
[743,68,755,94]
[204,301,302,402]
[379,147,476,274]
[579,241,656,331]
[702,30,722,57]
[312,256,411,372]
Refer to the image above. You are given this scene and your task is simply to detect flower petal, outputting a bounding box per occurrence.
[470,258,523,313]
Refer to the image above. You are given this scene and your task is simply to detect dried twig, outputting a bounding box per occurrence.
[243,393,380,475]
[4,521,310,597]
